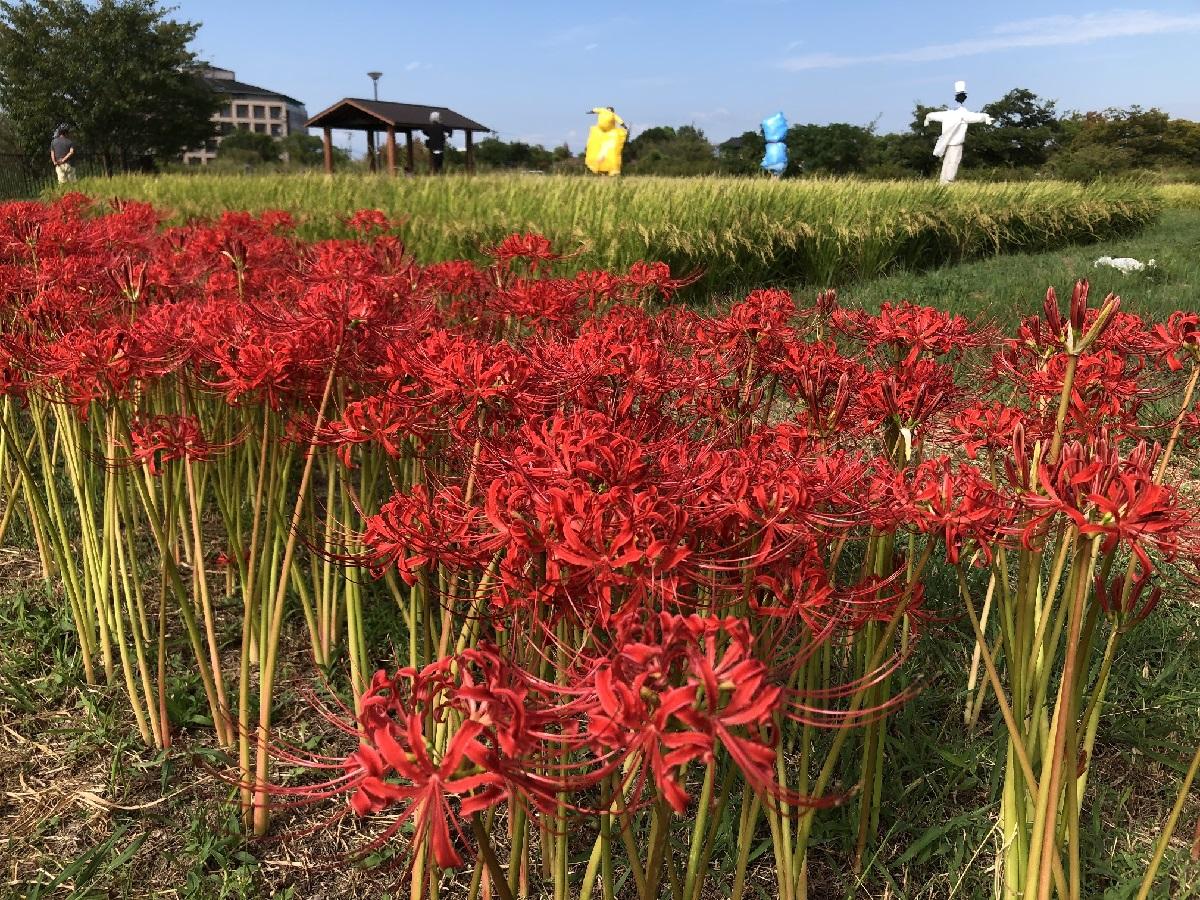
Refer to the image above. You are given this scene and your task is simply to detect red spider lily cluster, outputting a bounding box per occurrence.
[1,196,1198,900]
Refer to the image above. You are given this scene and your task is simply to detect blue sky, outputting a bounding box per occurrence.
[175,1,1199,154]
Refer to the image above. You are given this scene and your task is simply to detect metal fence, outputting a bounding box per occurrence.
[1,154,49,199]
[0,153,106,199]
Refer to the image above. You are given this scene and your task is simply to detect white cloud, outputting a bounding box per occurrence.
[584,42,599,51]
[404,61,421,72]
[690,107,732,122]
[779,9,1200,71]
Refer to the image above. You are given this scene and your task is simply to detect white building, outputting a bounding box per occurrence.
[183,67,308,165]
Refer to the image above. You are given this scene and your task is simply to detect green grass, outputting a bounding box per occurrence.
[65,173,1159,293]
[839,208,1200,324]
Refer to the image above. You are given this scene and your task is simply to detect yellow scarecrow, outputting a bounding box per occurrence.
[585,107,627,176]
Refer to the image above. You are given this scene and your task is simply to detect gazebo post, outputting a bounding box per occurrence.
[305,101,490,176]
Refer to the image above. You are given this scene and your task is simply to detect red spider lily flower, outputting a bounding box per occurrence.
[1091,310,1150,356]
[813,288,839,318]
[363,483,501,583]
[588,664,710,813]
[341,672,508,869]
[1094,569,1162,627]
[713,289,797,347]
[1145,311,1200,371]
[344,208,397,236]
[768,341,867,436]
[676,617,785,795]
[487,233,561,273]
[320,395,430,465]
[858,358,958,436]
[32,323,137,410]
[948,402,1033,460]
[418,259,491,298]
[831,300,988,365]
[399,331,535,435]
[127,414,226,475]
[572,269,624,310]
[1035,281,1122,353]
[1023,439,1192,570]
[623,261,702,303]
[0,345,28,400]
[493,277,582,328]
[907,458,1013,564]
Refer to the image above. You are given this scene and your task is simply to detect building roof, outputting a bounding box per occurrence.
[306,98,491,133]
[204,75,303,108]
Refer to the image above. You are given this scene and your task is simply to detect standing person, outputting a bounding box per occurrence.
[423,111,448,174]
[50,125,77,183]
[923,81,992,184]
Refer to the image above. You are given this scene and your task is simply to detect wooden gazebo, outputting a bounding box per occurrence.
[305,98,490,174]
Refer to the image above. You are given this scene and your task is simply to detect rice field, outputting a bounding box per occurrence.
[1158,183,1200,210]
[68,174,1160,291]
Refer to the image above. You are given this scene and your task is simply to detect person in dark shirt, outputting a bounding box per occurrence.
[422,111,448,174]
[50,126,77,183]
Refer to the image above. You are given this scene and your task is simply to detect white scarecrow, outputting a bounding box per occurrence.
[923,81,992,184]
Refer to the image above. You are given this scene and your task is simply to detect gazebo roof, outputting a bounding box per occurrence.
[305,98,491,133]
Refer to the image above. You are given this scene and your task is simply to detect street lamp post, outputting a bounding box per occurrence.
[367,72,383,171]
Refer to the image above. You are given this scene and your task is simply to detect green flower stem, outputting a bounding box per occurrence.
[1136,743,1200,900]
[0,404,96,684]
[252,354,341,836]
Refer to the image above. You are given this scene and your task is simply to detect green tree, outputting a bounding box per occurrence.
[472,136,555,171]
[0,108,19,155]
[717,130,765,175]
[0,0,218,173]
[875,103,943,177]
[1051,106,1200,178]
[625,125,717,175]
[785,122,879,175]
[279,130,348,168]
[217,128,280,164]
[969,88,1061,170]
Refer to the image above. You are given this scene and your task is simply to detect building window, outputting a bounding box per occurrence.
[220,122,234,135]
[269,106,282,120]
[236,103,249,117]
[254,122,266,133]
[205,139,218,153]
[253,105,265,119]
[220,103,232,118]
[237,122,249,131]
[270,123,282,137]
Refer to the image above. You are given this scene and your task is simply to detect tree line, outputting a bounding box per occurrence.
[473,90,1200,182]
[2,0,1198,182]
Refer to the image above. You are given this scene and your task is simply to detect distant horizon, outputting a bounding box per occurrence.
[174,1,1198,156]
